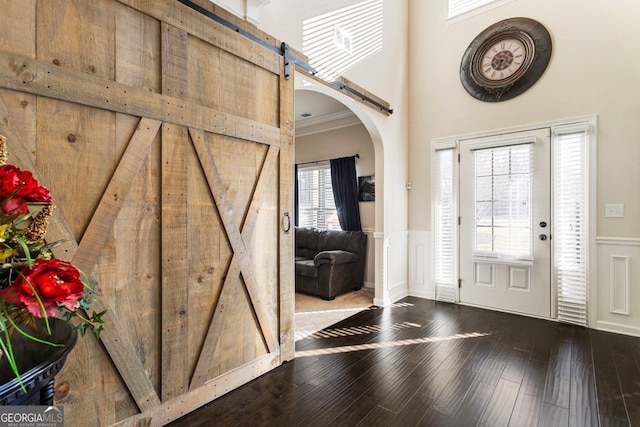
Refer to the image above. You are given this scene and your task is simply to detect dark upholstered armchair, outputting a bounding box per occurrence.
[294,227,367,300]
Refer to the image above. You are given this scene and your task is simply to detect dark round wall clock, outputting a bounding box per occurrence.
[460,17,552,102]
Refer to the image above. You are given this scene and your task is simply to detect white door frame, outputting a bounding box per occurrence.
[458,129,551,318]
[431,115,598,325]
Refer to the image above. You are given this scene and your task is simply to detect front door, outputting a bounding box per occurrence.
[459,128,551,318]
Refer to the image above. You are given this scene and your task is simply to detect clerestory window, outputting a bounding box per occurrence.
[448,0,516,20]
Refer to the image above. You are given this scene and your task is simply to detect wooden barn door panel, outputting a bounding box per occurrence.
[0,0,293,425]
[188,131,279,388]
[111,113,162,399]
[37,0,116,80]
[36,99,117,239]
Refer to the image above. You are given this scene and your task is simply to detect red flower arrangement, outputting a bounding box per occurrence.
[0,135,105,388]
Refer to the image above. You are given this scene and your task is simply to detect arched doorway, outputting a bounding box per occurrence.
[293,71,387,310]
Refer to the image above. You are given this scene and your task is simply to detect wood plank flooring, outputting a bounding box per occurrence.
[169,297,640,426]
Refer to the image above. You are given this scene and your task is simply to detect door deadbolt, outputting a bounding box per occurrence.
[539,221,547,228]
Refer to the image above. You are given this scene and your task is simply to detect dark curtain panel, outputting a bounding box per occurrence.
[330,156,362,231]
[294,164,299,227]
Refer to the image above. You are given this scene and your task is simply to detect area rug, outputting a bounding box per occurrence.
[295,287,375,341]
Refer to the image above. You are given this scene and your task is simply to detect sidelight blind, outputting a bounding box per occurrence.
[554,124,589,326]
[434,147,457,302]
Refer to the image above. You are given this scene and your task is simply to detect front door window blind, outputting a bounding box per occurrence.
[554,124,589,326]
[297,165,340,230]
[473,143,532,258]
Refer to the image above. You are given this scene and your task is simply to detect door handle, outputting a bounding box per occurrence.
[283,212,291,234]
[539,234,547,241]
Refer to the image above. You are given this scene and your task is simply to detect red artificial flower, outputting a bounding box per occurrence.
[0,258,84,317]
[0,165,52,215]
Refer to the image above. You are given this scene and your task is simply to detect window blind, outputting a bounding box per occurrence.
[554,125,589,326]
[434,148,457,302]
[473,143,532,258]
[297,165,339,230]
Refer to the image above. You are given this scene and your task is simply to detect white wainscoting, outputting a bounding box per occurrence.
[408,230,434,300]
[596,237,640,337]
[389,230,409,303]
[362,228,376,289]
[373,230,409,306]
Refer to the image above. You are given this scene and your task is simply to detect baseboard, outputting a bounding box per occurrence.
[389,282,408,304]
[408,288,433,300]
[596,320,640,337]
[372,282,409,306]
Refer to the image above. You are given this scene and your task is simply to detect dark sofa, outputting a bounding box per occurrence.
[295,226,367,300]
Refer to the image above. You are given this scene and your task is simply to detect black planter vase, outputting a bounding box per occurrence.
[0,317,77,405]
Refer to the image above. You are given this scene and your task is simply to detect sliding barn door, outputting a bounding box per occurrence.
[0,0,294,425]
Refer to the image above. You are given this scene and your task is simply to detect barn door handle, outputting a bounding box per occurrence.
[283,212,291,234]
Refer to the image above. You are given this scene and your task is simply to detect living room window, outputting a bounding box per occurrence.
[297,165,340,231]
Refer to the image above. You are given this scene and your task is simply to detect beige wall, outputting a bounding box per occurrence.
[408,0,640,238]
[296,123,376,286]
[407,0,640,334]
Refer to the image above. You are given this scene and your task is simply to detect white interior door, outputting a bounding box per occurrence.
[459,128,551,318]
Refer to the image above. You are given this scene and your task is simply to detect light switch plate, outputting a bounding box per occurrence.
[605,204,624,218]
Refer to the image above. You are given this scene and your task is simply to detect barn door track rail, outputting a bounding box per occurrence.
[177,0,393,115]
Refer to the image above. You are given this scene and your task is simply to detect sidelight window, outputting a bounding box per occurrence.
[434,145,458,302]
[553,124,590,326]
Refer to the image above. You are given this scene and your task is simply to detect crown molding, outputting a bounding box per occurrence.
[295,111,362,137]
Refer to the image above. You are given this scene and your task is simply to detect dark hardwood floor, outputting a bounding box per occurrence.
[170,297,640,426]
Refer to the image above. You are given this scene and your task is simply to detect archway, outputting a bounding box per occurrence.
[294,71,387,307]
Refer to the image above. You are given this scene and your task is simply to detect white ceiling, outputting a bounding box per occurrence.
[294,90,360,136]
[295,90,348,119]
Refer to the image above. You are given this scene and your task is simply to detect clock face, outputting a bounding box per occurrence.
[480,38,527,81]
[459,18,552,102]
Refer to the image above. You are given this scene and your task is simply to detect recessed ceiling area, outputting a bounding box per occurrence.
[295,90,359,136]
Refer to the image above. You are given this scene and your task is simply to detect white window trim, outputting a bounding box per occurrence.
[431,115,598,326]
